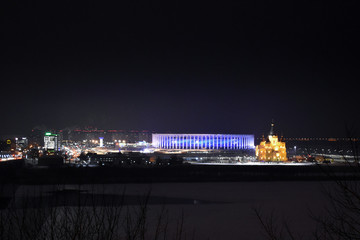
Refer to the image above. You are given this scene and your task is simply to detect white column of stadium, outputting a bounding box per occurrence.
[213,135,215,149]
[190,135,192,149]
[216,135,218,149]
[176,135,179,149]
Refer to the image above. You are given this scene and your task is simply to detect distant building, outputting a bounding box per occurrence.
[44,132,61,154]
[152,134,255,150]
[15,137,28,150]
[256,121,287,161]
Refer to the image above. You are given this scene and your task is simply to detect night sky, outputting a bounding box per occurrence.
[1,0,359,137]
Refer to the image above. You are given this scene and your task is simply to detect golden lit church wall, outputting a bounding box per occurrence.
[255,122,287,162]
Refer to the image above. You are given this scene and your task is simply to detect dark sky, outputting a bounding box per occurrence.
[1,0,359,137]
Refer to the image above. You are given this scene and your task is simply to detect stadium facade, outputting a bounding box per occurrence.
[152,134,255,150]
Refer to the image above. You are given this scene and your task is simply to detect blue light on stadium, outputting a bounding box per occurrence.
[152,134,255,150]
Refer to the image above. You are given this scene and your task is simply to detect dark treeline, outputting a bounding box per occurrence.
[1,160,360,184]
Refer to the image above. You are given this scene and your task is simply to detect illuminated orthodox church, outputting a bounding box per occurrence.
[256,121,287,162]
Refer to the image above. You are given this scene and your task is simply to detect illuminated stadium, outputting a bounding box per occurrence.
[152,134,255,150]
